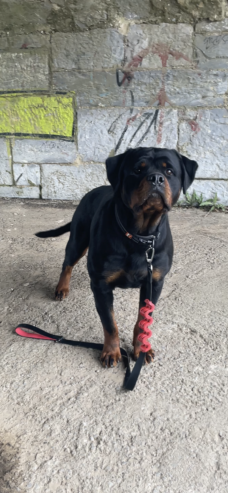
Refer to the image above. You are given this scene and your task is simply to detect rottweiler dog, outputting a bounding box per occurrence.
[36,147,198,368]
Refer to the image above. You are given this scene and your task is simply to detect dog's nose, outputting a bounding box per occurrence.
[147,173,165,186]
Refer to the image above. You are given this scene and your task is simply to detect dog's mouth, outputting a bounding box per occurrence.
[138,190,170,212]
[127,177,172,213]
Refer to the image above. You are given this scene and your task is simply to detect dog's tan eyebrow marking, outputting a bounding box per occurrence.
[141,162,146,168]
[162,162,167,168]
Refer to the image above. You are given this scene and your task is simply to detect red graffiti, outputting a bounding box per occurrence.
[127,113,139,125]
[121,48,150,84]
[157,109,165,144]
[151,43,191,68]
[114,42,194,149]
[121,43,192,84]
[188,119,200,132]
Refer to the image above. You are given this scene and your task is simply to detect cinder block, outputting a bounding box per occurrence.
[0,49,49,91]
[53,70,120,107]
[52,29,124,70]
[179,109,228,179]
[195,34,228,68]
[0,1,52,34]
[0,186,40,199]
[0,139,13,185]
[70,0,108,29]
[9,34,50,50]
[53,69,162,107]
[114,0,152,20]
[78,108,178,162]
[12,140,77,164]
[165,70,227,106]
[0,36,8,50]
[115,0,224,23]
[41,164,109,200]
[13,163,40,186]
[196,19,228,33]
[126,24,193,69]
[171,0,224,22]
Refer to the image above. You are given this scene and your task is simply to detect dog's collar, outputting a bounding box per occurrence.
[115,205,161,246]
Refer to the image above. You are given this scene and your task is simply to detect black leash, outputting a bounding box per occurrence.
[15,322,142,391]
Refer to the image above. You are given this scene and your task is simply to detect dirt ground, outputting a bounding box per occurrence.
[0,198,228,493]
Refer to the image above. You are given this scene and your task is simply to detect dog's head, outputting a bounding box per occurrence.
[106,147,198,214]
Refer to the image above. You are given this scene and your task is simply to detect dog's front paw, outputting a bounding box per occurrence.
[133,346,155,365]
[55,286,69,301]
[100,345,121,368]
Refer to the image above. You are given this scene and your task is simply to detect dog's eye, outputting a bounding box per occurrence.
[166,169,173,176]
[135,168,141,174]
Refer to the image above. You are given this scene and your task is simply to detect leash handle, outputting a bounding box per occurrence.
[15,327,55,341]
[15,323,62,341]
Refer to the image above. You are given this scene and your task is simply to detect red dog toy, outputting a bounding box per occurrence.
[137,299,155,352]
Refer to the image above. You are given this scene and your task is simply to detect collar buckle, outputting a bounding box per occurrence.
[138,236,155,246]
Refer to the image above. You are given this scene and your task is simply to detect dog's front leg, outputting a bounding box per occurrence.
[91,281,121,368]
[133,277,164,363]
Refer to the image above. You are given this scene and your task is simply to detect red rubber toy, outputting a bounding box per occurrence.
[137,299,155,352]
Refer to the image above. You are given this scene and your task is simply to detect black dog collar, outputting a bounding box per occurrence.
[115,205,161,246]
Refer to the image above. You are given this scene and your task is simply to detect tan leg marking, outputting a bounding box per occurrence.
[152,268,162,282]
[55,266,73,300]
[55,248,88,301]
[101,311,121,368]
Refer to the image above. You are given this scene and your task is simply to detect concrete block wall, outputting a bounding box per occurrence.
[0,0,228,203]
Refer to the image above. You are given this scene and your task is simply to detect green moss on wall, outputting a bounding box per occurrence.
[0,93,74,137]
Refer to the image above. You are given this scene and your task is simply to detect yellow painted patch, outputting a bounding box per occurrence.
[0,93,74,137]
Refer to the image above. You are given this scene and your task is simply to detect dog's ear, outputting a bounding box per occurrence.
[177,153,198,194]
[106,151,128,191]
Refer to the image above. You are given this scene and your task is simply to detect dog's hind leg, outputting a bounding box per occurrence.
[55,222,89,301]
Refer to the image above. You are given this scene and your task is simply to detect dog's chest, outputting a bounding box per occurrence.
[105,253,148,288]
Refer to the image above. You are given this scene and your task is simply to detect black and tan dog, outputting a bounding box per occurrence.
[36,147,198,368]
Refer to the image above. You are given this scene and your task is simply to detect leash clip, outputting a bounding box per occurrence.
[146,244,155,272]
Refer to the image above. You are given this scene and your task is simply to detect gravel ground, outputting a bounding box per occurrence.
[0,198,228,493]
